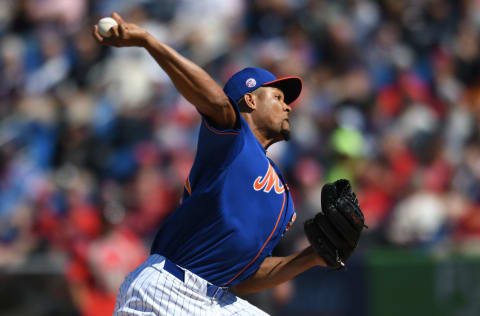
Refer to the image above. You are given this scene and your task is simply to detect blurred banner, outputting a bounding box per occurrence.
[368,249,480,316]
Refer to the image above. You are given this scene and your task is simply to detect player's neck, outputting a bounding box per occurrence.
[241,113,279,150]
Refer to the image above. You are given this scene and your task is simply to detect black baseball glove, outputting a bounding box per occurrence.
[304,179,367,269]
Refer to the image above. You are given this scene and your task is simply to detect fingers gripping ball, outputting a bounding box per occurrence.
[97,17,118,38]
[304,179,367,269]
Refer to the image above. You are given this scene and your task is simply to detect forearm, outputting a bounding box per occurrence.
[93,13,235,128]
[143,35,234,128]
[232,246,326,295]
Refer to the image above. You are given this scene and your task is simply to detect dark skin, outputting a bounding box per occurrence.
[93,13,235,130]
[240,87,292,149]
[92,13,289,150]
[93,13,325,295]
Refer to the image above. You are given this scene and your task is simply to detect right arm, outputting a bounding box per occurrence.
[92,13,236,130]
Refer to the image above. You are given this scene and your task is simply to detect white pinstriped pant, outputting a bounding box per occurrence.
[113,254,269,315]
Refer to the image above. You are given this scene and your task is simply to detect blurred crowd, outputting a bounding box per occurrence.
[2,0,480,315]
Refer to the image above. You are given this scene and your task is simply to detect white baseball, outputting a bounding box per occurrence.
[97,17,118,38]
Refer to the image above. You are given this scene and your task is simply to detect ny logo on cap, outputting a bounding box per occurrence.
[245,78,257,88]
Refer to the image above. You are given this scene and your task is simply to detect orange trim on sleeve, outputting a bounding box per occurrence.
[204,120,239,136]
[185,177,192,195]
[224,192,287,286]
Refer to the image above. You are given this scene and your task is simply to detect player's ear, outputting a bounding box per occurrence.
[243,93,256,111]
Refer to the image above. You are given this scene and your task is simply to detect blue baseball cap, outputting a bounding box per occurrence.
[223,67,302,105]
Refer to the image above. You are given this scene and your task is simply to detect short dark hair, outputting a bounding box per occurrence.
[237,97,249,113]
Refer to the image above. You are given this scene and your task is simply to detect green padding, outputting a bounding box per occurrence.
[367,248,480,316]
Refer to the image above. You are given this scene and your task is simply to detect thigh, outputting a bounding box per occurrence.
[114,265,207,316]
[214,292,270,316]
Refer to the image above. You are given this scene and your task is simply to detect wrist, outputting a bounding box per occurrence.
[142,32,155,48]
[306,246,326,267]
[315,255,327,267]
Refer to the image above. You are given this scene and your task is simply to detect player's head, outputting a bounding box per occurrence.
[223,67,302,142]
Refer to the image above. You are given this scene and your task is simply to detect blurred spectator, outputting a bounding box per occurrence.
[2,0,480,314]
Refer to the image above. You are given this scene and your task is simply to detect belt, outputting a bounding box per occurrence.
[163,258,229,300]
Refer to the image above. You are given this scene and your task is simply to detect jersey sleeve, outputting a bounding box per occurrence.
[195,100,245,166]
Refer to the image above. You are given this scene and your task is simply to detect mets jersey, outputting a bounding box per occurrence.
[150,109,296,287]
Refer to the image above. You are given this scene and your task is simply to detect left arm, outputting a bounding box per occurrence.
[232,246,326,295]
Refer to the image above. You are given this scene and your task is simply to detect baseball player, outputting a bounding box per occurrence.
[93,13,327,316]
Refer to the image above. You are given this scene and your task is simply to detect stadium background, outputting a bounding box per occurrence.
[1,0,480,315]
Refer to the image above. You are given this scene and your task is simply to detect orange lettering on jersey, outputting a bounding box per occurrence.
[253,164,285,194]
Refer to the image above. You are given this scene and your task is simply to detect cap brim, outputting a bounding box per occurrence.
[262,76,302,105]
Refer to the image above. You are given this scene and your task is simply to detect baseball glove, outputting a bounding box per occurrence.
[304,179,367,269]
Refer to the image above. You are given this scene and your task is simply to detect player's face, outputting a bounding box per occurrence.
[253,87,292,142]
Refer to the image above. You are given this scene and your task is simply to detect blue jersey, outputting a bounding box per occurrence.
[150,110,296,287]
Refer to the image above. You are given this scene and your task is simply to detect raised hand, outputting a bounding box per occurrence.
[92,12,150,48]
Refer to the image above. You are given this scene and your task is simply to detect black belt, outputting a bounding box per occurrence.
[163,258,229,300]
